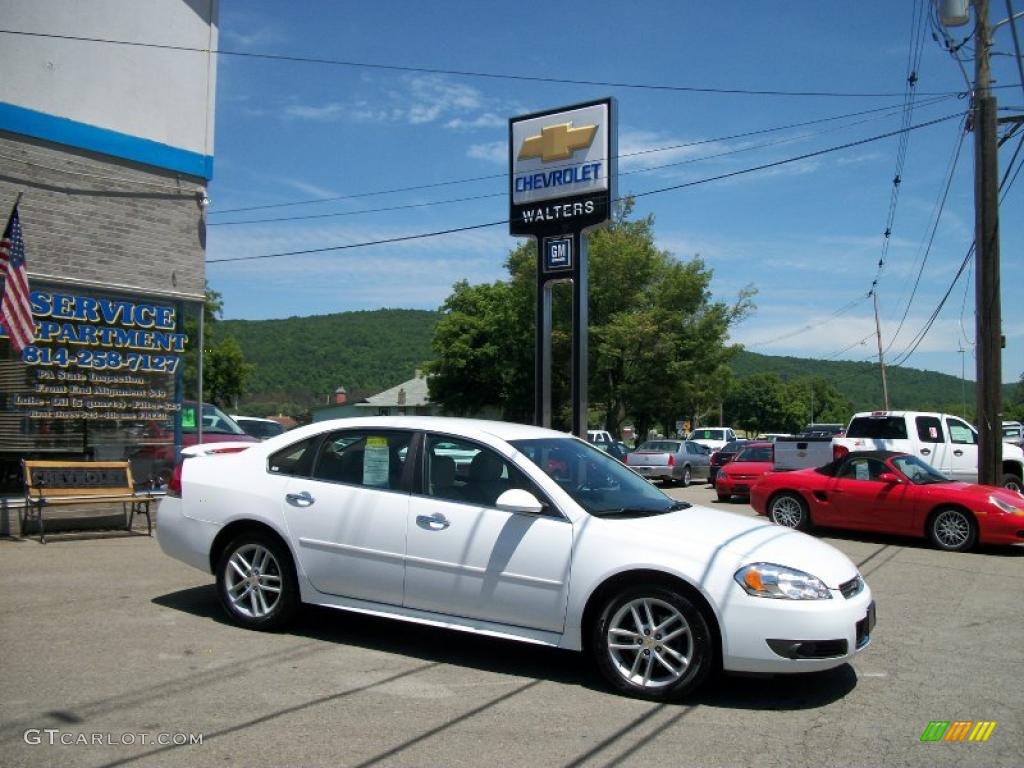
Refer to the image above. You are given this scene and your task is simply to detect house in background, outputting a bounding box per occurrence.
[356,370,439,417]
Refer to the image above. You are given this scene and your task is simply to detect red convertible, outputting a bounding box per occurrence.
[750,451,1024,552]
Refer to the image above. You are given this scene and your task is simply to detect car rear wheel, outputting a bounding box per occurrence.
[591,585,714,701]
[928,507,977,552]
[216,533,299,630]
[1000,473,1023,492]
[768,492,810,531]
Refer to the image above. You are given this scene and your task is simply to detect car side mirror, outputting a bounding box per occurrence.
[495,488,545,515]
[878,472,902,484]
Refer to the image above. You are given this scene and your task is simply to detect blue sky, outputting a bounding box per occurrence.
[205,1,1024,383]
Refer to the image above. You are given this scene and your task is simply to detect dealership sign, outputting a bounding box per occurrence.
[509,99,616,436]
[509,98,615,239]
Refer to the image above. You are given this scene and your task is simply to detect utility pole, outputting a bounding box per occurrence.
[973,0,1003,486]
[871,288,890,409]
[958,341,967,419]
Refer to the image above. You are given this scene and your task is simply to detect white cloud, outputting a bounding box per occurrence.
[284,102,347,121]
[467,141,506,164]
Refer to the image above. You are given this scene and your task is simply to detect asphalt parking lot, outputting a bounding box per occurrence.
[1,485,1021,768]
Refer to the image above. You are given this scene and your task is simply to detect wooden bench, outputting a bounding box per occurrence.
[21,460,154,543]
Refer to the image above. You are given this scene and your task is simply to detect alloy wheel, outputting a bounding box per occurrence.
[224,543,284,619]
[605,597,694,690]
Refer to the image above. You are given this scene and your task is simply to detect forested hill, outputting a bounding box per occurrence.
[221,308,1006,414]
[219,309,439,408]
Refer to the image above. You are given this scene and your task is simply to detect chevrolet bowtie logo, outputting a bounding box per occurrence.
[519,122,598,163]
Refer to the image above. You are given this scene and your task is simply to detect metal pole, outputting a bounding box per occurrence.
[872,289,890,409]
[974,0,1003,486]
[571,232,589,438]
[197,301,204,445]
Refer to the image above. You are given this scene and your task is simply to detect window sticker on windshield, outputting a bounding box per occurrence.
[363,437,390,487]
[181,408,196,429]
[855,462,869,481]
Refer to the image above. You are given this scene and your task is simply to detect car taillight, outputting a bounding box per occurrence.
[833,444,849,462]
[668,454,675,466]
[167,460,184,498]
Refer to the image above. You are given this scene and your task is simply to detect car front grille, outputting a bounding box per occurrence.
[839,576,864,599]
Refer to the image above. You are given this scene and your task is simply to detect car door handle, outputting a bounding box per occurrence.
[285,491,315,507]
[920,448,931,456]
[416,513,450,531]
[953,449,963,456]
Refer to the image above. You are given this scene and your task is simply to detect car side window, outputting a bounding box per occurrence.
[838,458,889,482]
[915,416,943,444]
[268,437,318,477]
[311,430,412,490]
[946,418,976,445]
[424,434,542,510]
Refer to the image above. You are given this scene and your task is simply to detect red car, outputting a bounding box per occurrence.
[750,450,1024,552]
[715,442,773,501]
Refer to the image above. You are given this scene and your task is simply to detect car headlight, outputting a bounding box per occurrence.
[735,563,833,600]
[717,469,726,479]
[989,495,1024,515]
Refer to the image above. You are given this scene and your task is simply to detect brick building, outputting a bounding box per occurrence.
[0,1,219,499]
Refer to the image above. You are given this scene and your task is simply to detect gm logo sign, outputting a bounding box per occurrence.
[543,237,573,272]
[920,720,997,742]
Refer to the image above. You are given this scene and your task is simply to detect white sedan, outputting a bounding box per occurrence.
[157,416,875,701]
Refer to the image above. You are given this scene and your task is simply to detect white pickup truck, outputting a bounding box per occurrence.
[833,411,1024,491]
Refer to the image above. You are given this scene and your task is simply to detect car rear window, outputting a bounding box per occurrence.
[845,416,908,440]
[736,445,772,462]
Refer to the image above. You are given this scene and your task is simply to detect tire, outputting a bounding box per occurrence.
[680,466,692,488]
[216,532,299,630]
[768,492,810,531]
[928,507,978,552]
[716,492,730,503]
[1000,473,1023,492]
[591,584,715,701]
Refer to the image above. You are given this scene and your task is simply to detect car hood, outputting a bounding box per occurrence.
[601,504,859,589]
[917,480,1024,505]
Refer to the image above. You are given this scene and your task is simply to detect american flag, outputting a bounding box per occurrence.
[0,203,35,352]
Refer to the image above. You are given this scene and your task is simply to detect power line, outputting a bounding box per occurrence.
[208,95,960,216]
[210,99,960,227]
[207,111,966,264]
[0,28,982,99]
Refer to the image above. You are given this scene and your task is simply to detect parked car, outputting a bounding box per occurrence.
[233,415,287,441]
[834,411,1024,490]
[708,439,749,488]
[750,450,1024,552]
[1003,421,1024,449]
[686,427,737,452]
[158,416,875,701]
[716,442,774,502]
[128,401,258,485]
[625,439,711,487]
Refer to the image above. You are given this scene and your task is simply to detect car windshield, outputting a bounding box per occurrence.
[736,445,772,462]
[846,416,907,439]
[690,429,723,440]
[638,441,680,452]
[182,403,247,435]
[892,455,952,485]
[509,437,685,517]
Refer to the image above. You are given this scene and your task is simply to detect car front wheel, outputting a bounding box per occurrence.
[768,492,810,531]
[216,533,299,630]
[680,466,692,487]
[928,507,977,552]
[591,585,714,701]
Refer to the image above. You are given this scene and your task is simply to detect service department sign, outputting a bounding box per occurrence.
[509,98,615,236]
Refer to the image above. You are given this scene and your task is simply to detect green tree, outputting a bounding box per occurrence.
[205,336,254,408]
[182,283,253,406]
[428,204,755,434]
